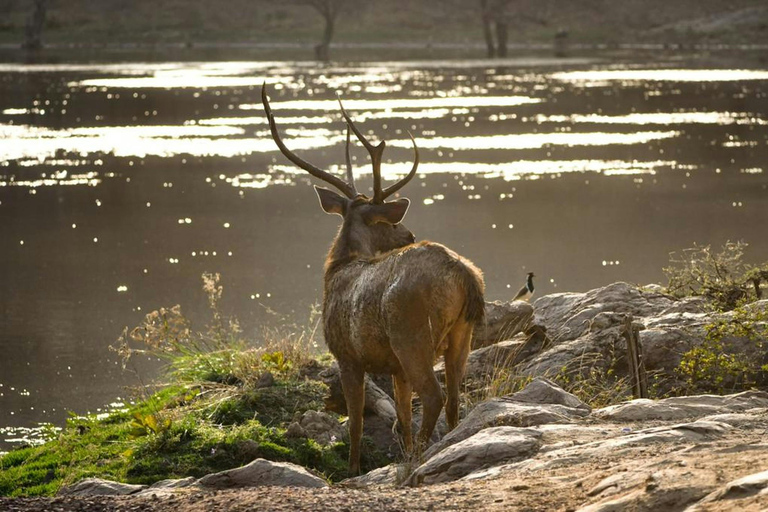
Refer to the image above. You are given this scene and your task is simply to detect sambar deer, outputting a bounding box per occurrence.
[262,85,485,475]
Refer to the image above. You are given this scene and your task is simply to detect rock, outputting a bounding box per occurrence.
[148,477,197,489]
[438,330,549,386]
[423,379,589,460]
[514,283,766,395]
[516,323,624,383]
[256,371,275,388]
[135,477,198,497]
[511,378,591,412]
[687,469,768,511]
[236,439,262,461]
[435,337,526,383]
[197,458,327,489]
[296,410,345,445]
[594,390,768,422]
[532,282,703,344]
[516,420,731,472]
[473,301,534,348]
[285,421,308,439]
[407,427,541,485]
[321,363,401,453]
[340,463,405,488]
[57,478,147,496]
[321,364,396,423]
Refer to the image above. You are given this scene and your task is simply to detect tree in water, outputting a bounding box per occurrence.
[23,0,49,51]
[287,0,360,61]
[480,0,510,58]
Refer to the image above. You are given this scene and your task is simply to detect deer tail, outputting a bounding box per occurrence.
[461,263,486,326]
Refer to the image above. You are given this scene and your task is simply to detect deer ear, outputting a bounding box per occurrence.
[366,198,410,224]
[314,186,347,216]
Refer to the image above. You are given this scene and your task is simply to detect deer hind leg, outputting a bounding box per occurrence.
[392,373,413,453]
[339,365,365,475]
[390,334,444,448]
[444,319,473,430]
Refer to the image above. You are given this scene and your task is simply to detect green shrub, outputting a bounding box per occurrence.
[664,241,768,310]
[676,302,768,394]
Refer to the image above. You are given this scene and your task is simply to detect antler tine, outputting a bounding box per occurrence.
[262,84,356,199]
[381,131,419,200]
[344,126,357,194]
[336,93,386,203]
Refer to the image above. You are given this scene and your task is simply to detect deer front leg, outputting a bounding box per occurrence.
[339,364,365,475]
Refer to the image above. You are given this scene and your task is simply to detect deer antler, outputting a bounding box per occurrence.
[381,131,419,200]
[336,95,419,203]
[262,84,357,199]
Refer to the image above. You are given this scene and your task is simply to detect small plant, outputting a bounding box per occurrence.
[129,412,172,438]
[676,302,768,394]
[260,351,292,374]
[664,241,768,310]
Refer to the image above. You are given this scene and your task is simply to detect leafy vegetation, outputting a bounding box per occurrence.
[664,241,768,310]
[676,302,768,394]
[664,241,768,394]
[0,273,386,497]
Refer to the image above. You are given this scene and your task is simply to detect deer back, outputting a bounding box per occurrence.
[323,241,485,375]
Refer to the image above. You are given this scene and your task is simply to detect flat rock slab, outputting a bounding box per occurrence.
[134,477,199,497]
[58,478,147,496]
[424,379,589,460]
[595,391,768,421]
[687,469,768,511]
[407,426,542,486]
[197,458,328,489]
[340,463,406,489]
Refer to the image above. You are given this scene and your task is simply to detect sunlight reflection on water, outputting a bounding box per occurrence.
[387,131,679,150]
[534,112,768,126]
[242,96,542,111]
[0,123,678,163]
[260,159,674,184]
[552,69,768,83]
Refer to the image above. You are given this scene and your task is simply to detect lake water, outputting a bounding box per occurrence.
[1,50,767,449]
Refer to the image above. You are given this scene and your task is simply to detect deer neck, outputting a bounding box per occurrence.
[323,220,375,278]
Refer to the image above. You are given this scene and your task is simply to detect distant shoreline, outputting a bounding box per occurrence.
[1,41,768,65]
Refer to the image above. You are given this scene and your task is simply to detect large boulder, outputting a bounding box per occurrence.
[197,458,328,489]
[407,426,542,486]
[519,284,767,394]
[473,300,535,348]
[533,282,704,344]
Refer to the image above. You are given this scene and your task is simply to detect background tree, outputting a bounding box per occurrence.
[286,0,360,61]
[23,0,49,50]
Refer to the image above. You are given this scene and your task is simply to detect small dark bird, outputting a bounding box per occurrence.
[513,272,535,302]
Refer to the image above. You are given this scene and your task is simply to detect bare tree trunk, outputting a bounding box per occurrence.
[495,20,508,58]
[23,0,48,50]
[480,0,496,58]
[314,9,335,62]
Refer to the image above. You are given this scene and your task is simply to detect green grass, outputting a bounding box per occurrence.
[0,380,359,496]
[0,274,388,497]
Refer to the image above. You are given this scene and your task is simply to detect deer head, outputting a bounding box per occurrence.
[261,85,419,260]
